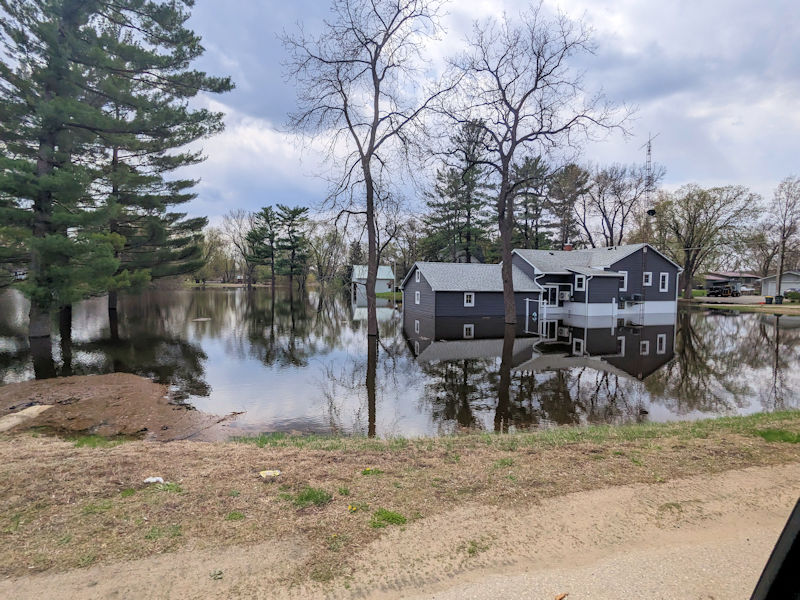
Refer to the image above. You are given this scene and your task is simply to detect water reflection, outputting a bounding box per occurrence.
[0,288,799,437]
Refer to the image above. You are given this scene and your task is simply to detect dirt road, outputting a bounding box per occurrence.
[2,462,797,600]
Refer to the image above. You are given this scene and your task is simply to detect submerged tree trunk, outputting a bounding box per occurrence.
[366,335,377,438]
[365,171,378,337]
[494,323,516,432]
[59,304,73,376]
[498,184,517,324]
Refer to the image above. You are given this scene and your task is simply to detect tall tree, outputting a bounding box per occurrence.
[512,156,551,249]
[247,207,280,288]
[222,209,257,286]
[770,176,800,297]
[661,185,758,298]
[276,205,310,293]
[550,164,590,248]
[284,0,446,336]
[445,7,625,323]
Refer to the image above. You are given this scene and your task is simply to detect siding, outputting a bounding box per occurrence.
[587,276,624,303]
[434,291,540,318]
[402,266,435,335]
[763,274,800,296]
[512,254,537,280]
[606,324,675,378]
[609,247,678,301]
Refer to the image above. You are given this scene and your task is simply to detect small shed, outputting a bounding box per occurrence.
[351,264,395,306]
[761,271,800,297]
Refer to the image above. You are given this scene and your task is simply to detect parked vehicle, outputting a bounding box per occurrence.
[707,284,741,297]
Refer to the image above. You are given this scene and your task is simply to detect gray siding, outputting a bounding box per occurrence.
[402,266,435,335]
[763,273,800,296]
[512,254,536,280]
[435,291,539,318]
[610,247,679,301]
[587,276,624,303]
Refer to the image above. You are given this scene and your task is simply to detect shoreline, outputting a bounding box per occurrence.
[0,410,798,597]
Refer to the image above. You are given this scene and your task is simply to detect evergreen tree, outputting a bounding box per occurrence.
[548,164,591,248]
[276,205,310,293]
[246,206,280,288]
[512,156,552,249]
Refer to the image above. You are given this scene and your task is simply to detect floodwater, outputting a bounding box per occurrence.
[0,287,798,438]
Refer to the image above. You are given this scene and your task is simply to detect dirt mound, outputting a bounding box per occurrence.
[0,373,230,441]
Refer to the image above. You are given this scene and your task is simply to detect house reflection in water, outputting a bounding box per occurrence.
[404,312,676,430]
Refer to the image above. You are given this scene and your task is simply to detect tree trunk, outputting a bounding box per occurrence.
[494,323,516,432]
[366,334,377,438]
[498,187,517,325]
[365,171,378,337]
[776,239,786,297]
[59,304,73,377]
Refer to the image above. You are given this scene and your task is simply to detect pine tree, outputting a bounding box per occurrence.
[276,205,310,295]
[512,156,552,249]
[246,207,280,288]
[548,164,591,248]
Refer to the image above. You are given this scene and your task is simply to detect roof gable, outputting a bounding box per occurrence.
[513,243,681,274]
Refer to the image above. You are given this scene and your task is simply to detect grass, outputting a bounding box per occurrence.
[286,486,332,508]
[1,410,800,584]
[756,429,800,443]
[692,289,707,297]
[225,511,245,521]
[70,434,127,448]
[370,508,407,528]
[361,467,383,475]
[375,291,401,301]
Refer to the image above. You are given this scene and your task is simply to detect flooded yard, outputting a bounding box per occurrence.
[0,288,798,438]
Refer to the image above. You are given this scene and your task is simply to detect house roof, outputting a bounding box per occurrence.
[760,271,800,281]
[352,265,394,280]
[401,262,542,292]
[513,243,682,274]
[566,266,625,278]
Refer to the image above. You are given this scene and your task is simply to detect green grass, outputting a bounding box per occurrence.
[70,434,127,448]
[338,487,350,496]
[82,500,113,515]
[287,486,332,508]
[375,291,401,300]
[145,524,182,540]
[120,488,136,498]
[755,429,800,443]
[361,467,383,476]
[229,490,240,497]
[370,508,407,528]
[230,411,800,453]
[225,511,245,521]
[692,289,707,297]
[155,482,183,493]
[492,457,515,468]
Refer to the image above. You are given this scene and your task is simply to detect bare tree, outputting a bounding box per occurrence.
[575,163,663,247]
[770,176,800,297]
[445,5,627,324]
[221,209,257,286]
[284,0,445,336]
[661,185,758,298]
[309,221,345,291]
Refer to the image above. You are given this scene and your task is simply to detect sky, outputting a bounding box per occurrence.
[183,0,800,226]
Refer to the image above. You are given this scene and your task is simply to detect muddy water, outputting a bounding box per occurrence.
[0,288,798,439]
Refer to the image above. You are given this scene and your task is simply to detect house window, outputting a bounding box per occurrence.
[464,292,475,307]
[657,333,666,354]
[659,272,669,292]
[415,270,420,283]
[414,319,419,334]
[643,272,652,287]
[640,340,650,356]
[575,275,586,291]
[573,337,584,355]
[414,341,419,355]
[619,270,628,292]
[415,290,420,304]
[463,324,474,339]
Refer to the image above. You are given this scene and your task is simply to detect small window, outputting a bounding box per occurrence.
[415,290,420,304]
[464,292,475,307]
[415,270,420,283]
[640,340,650,356]
[643,272,652,287]
[463,324,474,339]
[573,337,584,355]
[659,272,669,292]
[575,275,586,291]
[657,333,666,354]
[414,319,419,334]
[619,270,628,292]
[414,340,419,355]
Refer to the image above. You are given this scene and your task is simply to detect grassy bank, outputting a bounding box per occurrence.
[375,291,401,301]
[1,411,799,585]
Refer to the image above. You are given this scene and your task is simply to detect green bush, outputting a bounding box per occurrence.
[784,291,800,301]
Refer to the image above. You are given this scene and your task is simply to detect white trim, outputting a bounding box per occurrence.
[463,292,475,307]
[619,270,628,292]
[414,319,419,334]
[414,290,420,304]
[617,336,626,356]
[640,340,650,355]
[656,333,666,354]
[414,340,419,355]
[643,272,653,287]
[463,323,474,339]
[659,272,669,292]
[572,337,585,355]
[415,270,420,283]
[575,274,586,291]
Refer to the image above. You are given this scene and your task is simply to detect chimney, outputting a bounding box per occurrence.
[563,242,573,251]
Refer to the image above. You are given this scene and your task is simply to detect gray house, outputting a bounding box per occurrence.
[512,243,681,323]
[400,262,542,345]
[761,271,800,297]
[351,264,394,306]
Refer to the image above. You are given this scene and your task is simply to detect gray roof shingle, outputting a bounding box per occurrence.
[405,262,541,292]
[514,244,671,273]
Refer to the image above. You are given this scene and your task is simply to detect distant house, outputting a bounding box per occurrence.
[351,264,395,306]
[761,271,800,297]
[703,271,761,294]
[401,244,682,342]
